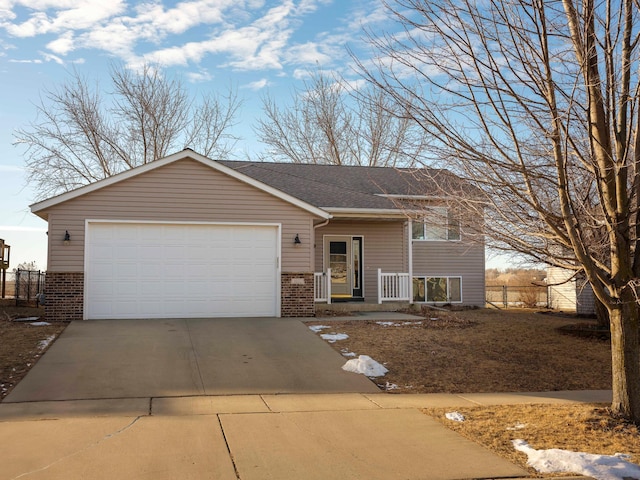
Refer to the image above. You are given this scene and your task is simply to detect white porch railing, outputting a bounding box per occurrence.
[314,268,332,303]
[378,269,411,303]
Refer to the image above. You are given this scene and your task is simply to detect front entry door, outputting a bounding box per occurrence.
[324,236,363,299]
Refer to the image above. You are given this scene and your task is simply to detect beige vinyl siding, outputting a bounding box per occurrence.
[314,220,407,302]
[412,240,485,306]
[43,158,318,273]
[547,266,577,311]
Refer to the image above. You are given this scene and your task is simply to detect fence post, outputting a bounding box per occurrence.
[502,285,507,308]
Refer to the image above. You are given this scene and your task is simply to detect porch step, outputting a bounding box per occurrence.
[316,302,414,314]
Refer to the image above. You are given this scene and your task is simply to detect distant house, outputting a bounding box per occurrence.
[30,149,485,321]
[547,266,596,315]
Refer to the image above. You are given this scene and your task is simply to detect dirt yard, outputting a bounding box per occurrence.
[0,301,67,400]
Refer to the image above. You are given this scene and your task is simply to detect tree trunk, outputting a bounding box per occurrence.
[608,296,640,423]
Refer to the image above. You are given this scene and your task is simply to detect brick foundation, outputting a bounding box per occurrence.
[45,272,84,322]
[44,271,314,320]
[281,272,315,317]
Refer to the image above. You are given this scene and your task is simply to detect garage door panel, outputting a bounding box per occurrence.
[86,223,279,319]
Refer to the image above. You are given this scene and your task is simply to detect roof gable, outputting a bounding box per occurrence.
[30,150,331,220]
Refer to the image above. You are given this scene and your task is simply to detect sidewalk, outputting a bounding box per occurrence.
[0,390,610,480]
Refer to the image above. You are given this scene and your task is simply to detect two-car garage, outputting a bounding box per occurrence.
[84,222,280,319]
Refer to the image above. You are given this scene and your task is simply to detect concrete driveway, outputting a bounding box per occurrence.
[4,317,379,402]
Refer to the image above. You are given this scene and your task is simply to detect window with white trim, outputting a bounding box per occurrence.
[412,276,462,303]
[412,207,460,241]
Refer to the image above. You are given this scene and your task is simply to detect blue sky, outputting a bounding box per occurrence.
[0,0,390,269]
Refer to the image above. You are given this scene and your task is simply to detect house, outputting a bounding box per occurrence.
[31,149,485,321]
[547,266,596,315]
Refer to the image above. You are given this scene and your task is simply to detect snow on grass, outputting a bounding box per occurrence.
[445,412,465,422]
[506,423,527,431]
[38,335,56,350]
[340,348,356,357]
[375,321,423,327]
[513,439,640,480]
[308,325,330,333]
[342,355,388,377]
[320,333,349,343]
[30,321,50,326]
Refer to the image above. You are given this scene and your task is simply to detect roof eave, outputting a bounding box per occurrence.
[323,207,407,219]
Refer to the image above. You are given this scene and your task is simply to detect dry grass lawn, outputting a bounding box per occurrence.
[424,403,640,477]
[0,301,67,400]
[308,308,611,393]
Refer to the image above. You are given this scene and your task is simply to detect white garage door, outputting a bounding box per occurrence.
[85,222,279,319]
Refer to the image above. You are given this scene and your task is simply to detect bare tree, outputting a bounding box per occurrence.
[255,70,427,166]
[359,0,640,422]
[16,63,242,199]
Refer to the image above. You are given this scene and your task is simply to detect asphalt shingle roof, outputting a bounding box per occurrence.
[218,161,458,210]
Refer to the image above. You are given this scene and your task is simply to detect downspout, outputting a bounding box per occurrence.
[313,219,330,231]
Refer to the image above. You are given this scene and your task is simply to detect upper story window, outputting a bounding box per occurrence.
[412,207,461,241]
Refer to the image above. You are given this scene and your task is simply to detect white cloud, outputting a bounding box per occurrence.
[186,69,212,83]
[3,0,126,37]
[8,58,42,63]
[0,0,378,82]
[40,51,64,64]
[132,0,232,36]
[0,164,23,173]
[243,78,269,90]
[46,30,73,54]
[139,1,302,71]
[285,42,331,65]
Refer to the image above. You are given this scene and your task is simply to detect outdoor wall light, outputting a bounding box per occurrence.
[63,230,71,245]
[294,234,301,245]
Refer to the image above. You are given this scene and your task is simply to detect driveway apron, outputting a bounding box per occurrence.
[4,317,379,402]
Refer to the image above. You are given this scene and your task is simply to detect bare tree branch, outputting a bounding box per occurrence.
[15,63,242,199]
[255,69,428,166]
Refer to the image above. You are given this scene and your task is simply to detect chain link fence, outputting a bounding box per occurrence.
[486,285,549,309]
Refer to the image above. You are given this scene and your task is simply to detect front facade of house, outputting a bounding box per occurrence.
[32,150,484,321]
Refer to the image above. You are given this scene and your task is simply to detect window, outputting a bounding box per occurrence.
[413,276,462,303]
[412,207,460,241]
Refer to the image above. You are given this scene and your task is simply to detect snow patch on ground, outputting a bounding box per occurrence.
[340,348,356,357]
[30,321,50,326]
[445,412,465,422]
[513,439,640,480]
[342,355,388,377]
[308,325,330,333]
[38,335,56,350]
[375,321,423,327]
[506,423,527,431]
[320,333,349,343]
